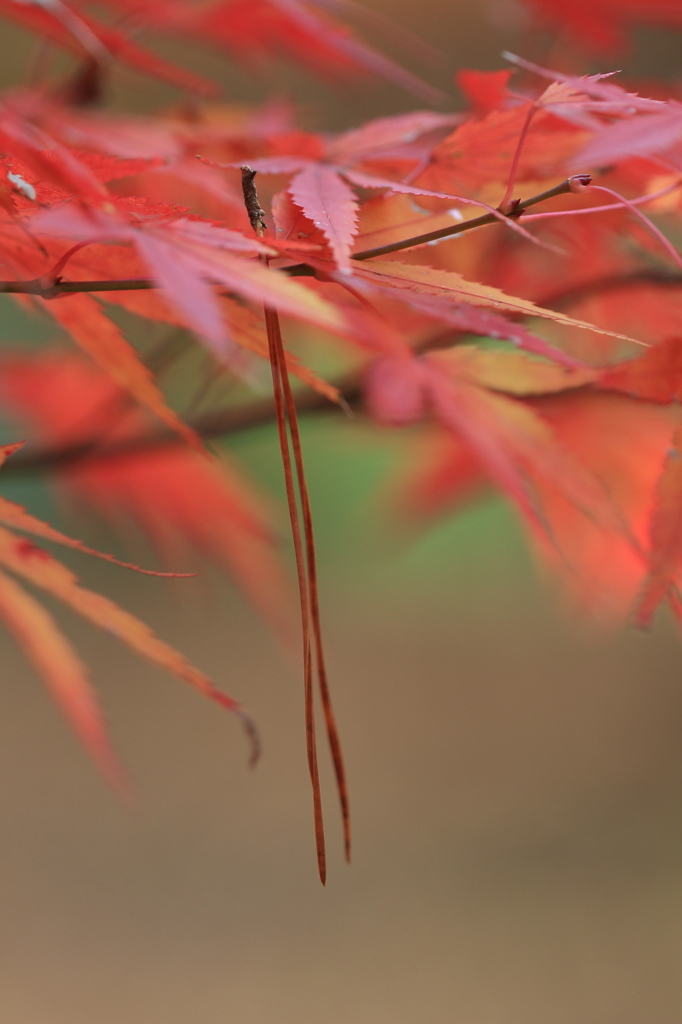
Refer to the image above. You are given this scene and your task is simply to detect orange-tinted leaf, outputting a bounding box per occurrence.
[353,259,643,346]
[0,564,126,789]
[438,345,597,395]
[354,192,463,253]
[424,358,623,535]
[531,391,679,621]
[636,426,682,624]
[415,103,584,199]
[0,524,259,763]
[601,336,682,403]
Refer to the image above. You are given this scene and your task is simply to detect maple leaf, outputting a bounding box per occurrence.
[349,259,644,349]
[502,54,665,116]
[289,164,359,273]
[200,111,467,271]
[414,92,587,202]
[430,344,597,394]
[45,240,340,400]
[389,380,678,622]
[495,55,680,173]
[387,292,589,368]
[0,103,111,202]
[0,490,194,582]
[323,110,461,169]
[362,343,623,540]
[424,356,623,536]
[0,521,259,753]
[574,103,682,170]
[530,391,680,621]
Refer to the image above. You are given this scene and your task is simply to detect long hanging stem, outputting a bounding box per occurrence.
[264,302,327,884]
[274,313,351,864]
[241,164,349,882]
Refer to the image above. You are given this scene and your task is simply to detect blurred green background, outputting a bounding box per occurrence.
[2,3,682,1023]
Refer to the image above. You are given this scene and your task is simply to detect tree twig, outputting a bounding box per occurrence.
[0,177,592,297]
[1,374,362,476]
[5,265,681,477]
[284,176,590,272]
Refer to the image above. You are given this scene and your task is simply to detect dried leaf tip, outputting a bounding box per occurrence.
[241,165,267,236]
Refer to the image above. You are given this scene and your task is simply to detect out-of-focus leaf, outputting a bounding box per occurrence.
[0,564,126,790]
[352,260,643,346]
[601,336,682,402]
[0,523,259,762]
[45,292,203,450]
[636,426,682,624]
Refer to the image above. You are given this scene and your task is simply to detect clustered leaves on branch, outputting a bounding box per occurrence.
[1,0,682,880]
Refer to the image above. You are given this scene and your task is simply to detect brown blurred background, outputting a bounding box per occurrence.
[3,3,682,1022]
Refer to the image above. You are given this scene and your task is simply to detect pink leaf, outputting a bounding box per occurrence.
[573,106,682,169]
[289,165,359,273]
[503,53,665,114]
[327,111,461,164]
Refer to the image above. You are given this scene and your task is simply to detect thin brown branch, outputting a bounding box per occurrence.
[286,175,591,270]
[247,164,342,884]
[3,265,679,478]
[1,375,361,478]
[0,177,593,297]
[0,278,156,295]
[0,326,464,476]
[264,301,327,885]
